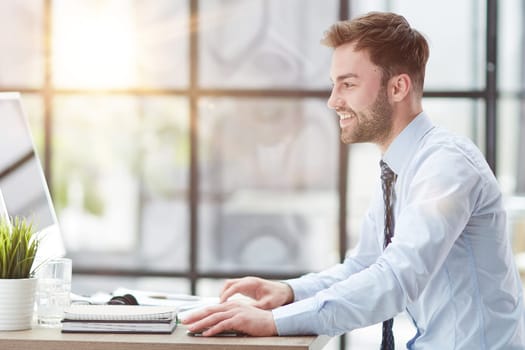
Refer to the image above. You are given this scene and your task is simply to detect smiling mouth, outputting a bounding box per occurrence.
[338,112,355,129]
[338,111,355,120]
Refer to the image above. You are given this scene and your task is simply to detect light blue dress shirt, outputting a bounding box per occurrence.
[273,112,525,349]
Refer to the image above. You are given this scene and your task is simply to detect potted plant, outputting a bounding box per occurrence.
[0,216,40,331]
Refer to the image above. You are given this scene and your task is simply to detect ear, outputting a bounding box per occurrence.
[389,74,411,102]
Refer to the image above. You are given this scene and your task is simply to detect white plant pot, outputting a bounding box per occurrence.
[0,278,37,331]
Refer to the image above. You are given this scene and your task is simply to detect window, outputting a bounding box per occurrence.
[0,1,516,349]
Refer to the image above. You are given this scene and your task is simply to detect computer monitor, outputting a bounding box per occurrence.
[0,92,65,264]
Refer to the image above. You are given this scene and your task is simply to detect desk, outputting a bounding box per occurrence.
[0,326,330,350]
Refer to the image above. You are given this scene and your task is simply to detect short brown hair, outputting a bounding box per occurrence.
[322,12,429,96]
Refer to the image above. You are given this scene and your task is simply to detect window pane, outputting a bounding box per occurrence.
[198,98,339,273]
[498,98,525,280]
[199,0,338,89]
[134,0,189,88]
[0,1,43,87]
[422,98,485,150]
[497,98,520,196]
[73,275,190,297]
[346,142,380,246]
[53,0,189,89]
[196,278,226,298]
[20,93,45,159]
[498,0,523,92]
[53,95,190,272]
[350,0,486,90]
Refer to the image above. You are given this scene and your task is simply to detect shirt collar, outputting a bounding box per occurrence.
[382,112,435,175]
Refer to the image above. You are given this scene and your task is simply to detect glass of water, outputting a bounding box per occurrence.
[35,258,72,328]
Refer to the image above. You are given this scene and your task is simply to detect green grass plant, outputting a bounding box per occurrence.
[0,217,39,279]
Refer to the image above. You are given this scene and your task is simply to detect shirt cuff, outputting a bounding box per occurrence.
[284,277,312,301]
[272,297,322,335]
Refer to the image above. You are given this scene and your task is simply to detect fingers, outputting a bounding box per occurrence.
[179,310,206,325]
[220,277,259,302]
[200,318,236,337]
[183,302,248,336]
[220,281,244,303]
[187,311,232,335]
[181,303,228,324]
[219,278,240,297]
[183,302,277,337]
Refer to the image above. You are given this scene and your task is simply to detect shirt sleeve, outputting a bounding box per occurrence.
[273,146,485,336]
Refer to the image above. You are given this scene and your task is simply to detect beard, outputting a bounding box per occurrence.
[340,85,393,145]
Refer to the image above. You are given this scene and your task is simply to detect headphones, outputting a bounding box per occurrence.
[107,293,139,305]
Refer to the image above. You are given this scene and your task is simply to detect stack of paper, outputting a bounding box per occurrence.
[61,305,178,334]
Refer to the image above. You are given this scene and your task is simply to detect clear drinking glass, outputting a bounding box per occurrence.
[35,258,72,327]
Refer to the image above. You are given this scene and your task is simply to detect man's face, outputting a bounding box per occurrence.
[327,42,393,145]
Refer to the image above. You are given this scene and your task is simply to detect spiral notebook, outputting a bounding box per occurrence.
[61,305,178,334]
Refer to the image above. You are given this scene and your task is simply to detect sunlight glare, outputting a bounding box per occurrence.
[53,1,138,89]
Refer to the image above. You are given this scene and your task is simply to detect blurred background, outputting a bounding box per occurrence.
[0,0,524,348]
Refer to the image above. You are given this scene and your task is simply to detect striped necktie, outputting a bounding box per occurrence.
[379,160,396,350]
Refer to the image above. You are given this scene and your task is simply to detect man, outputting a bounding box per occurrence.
[183,12,525,349]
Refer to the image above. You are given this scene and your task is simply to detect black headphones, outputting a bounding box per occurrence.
[107,293,139,305]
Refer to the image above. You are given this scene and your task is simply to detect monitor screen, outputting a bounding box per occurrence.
[0,92,65,264]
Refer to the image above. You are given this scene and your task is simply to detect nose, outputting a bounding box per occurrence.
[327,88,341,110]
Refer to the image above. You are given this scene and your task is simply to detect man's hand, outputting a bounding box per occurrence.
[220,276,294,310]
[181,300,278,337]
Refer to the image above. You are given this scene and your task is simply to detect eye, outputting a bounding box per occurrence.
[343,82,355,89]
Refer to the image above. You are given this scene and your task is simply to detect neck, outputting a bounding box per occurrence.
[378,100,423,154]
